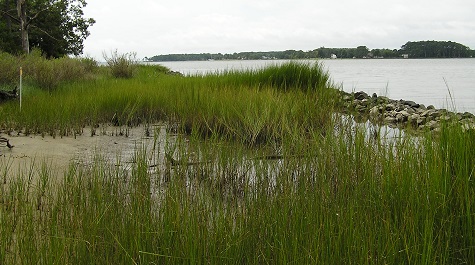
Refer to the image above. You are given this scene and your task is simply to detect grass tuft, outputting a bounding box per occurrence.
[103,49,138,78]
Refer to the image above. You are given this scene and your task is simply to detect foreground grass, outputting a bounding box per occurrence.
[1,123,474,264]
[0,61,474,263]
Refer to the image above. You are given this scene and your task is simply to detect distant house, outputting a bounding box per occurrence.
[331,54,337,59]
[402,54,409,59]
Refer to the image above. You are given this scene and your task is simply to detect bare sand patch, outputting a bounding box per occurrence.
[0,125,167,178]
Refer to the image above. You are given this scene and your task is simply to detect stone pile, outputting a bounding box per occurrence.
[339,91,475,132]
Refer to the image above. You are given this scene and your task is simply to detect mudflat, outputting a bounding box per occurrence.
[0,126,161,178]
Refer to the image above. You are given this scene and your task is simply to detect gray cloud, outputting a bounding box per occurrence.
[83,0,475,59]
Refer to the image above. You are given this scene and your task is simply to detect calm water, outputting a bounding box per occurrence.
[156,58,475,113]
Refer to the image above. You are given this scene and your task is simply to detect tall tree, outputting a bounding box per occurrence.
[355,46,369,58]
[17,0,29,53]
[0,0,94,57]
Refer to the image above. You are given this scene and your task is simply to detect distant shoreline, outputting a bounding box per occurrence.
[145,41,474,62]
[145,57,475,63]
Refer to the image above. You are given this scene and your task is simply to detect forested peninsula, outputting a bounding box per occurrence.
[147,40,474,61]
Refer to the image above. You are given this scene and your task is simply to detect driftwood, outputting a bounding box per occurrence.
[0,137,14,149]
[164,153,208,166]
[162,152,307,168]
[0,86,18,102]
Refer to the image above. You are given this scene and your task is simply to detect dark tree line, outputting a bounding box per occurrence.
[147,41,474,62]
[0,0,95,58]
[146,50,318,62]
[400,41,472,58]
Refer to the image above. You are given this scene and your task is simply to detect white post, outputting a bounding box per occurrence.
[19,67,22,111]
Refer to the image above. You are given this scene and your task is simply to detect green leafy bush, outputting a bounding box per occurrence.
[79,56,99,73]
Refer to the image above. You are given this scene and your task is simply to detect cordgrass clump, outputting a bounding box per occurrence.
[103,49,138,78]
[195,61,333,92]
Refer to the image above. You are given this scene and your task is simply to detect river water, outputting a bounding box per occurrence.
[156,58,475,113]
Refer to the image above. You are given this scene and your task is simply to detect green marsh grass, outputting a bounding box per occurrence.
[1,60,474,263]
[1,61,337,145]
[2,122,475,263]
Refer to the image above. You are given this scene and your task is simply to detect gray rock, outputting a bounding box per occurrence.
[408,114,421,126]
[339,89,475,132]
[416,116,426,125]
[385,104,396,111]
[343,95,352,101]
[360,98,370,106]
[395,113,407,122]
[354,91,369,100]
[403,100,420,108]
[395,104,405,112]
[462,112,474,119]
[428,111,441,119]
[377,96,390,103]
[427,120,439,130]
[421,109,434,117]
[405,108,416,115]
[462,123,475,131]
[355,105,367,112]
[439,115,452,122]
[369,106,380,116]
[399,110,410,118]
[384,116,397,123]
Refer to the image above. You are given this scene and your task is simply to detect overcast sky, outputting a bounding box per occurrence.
[82,0,475,60]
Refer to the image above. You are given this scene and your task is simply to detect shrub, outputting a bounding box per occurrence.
[21,50,94,91]
[0,51,19,87]
[79,56,99,73]
[103,49,138,78]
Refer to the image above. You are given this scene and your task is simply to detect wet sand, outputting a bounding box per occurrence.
[0,125,164,178]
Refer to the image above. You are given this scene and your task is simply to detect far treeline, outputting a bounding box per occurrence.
[147,41,474,61]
